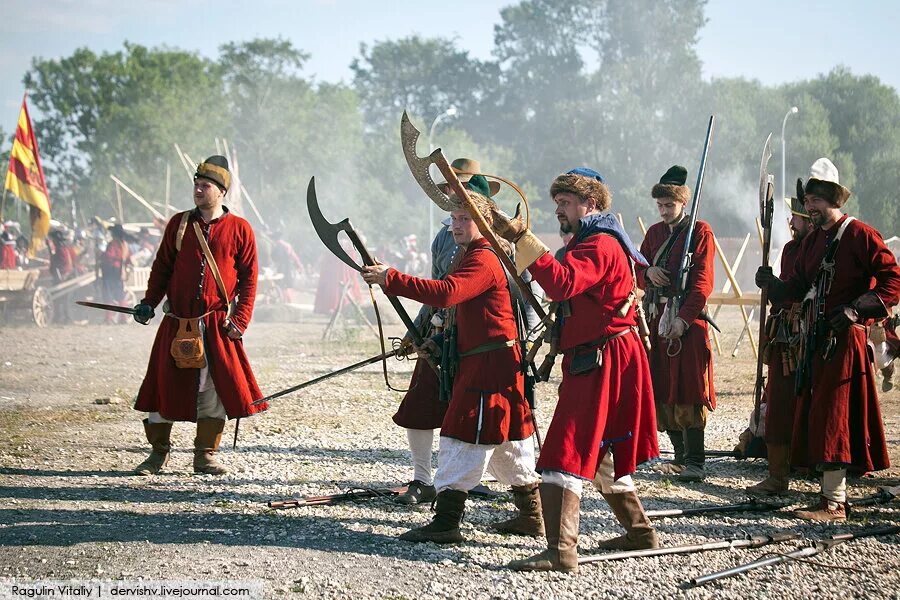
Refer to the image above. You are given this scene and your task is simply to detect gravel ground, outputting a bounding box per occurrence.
[1,302,899,599]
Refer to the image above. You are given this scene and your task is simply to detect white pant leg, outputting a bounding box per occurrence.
[197,387,227,420]
[486,437,540,487]
[406,428,436,485]
[433,437,493,493]
[148,412,173,424]
[822,468,848,503]
[542,470,584,498]
[592,450,636,494]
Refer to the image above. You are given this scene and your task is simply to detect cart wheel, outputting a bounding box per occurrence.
[32,286,54,327]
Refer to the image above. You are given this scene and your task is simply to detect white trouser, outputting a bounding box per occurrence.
[821,468,848,503]
[406,428,436,485]
[543,451,635,497]
[434,435,539,493]
[147,385,226,424]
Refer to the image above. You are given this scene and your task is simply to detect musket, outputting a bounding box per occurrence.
[579,530,799,566]
[686,525,900,588]
[75,300,137,315]
[268,486,407,509]
[753,133,775,432]
[664,115,718,355]
[645,498,780,519]
[252,348,403,406]
[660,449,739,459]
[307,177,439,375]
[848,484,899,509]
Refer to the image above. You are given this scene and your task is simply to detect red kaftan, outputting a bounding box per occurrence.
[134,209,266,421]
[528,233,658,481]
[383,237,533,445]
[778,215,900,470]
[636,220,716,410]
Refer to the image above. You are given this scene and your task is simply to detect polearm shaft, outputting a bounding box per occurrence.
[686,525,900,588]
[645,500,778,519]
[252,348,401,406]
[579,532,799,565]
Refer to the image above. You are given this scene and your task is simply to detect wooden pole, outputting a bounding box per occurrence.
[637,216,647,236]
[173,143,194,182]
[115,183,124,222]
[110,175,165,220]
[712,234,757,358]
[165,163,171,219]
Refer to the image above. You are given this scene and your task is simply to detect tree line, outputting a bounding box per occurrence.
[15,0,900,256]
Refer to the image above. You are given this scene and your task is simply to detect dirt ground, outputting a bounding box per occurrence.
[1,299,899,599]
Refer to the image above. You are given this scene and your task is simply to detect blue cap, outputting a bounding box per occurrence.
[567,167,605,183]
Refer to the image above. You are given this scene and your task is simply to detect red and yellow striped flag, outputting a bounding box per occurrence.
[4,95,51,253]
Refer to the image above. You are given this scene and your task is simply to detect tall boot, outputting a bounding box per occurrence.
[134,419,172,476]
[508,483,580,573]
[652,430,686,474]
[193,418,227,475]
[491,482,545,537]
[677,427,705,482]
[399,489,467,543]
[592,491,659,551]
[747,443,790,495]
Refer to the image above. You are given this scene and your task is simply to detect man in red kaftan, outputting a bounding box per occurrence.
[636,165,716,482]
[757,158,900,520]
[492,168,659,573]
[362,190,540,544]
[131,155,266,476]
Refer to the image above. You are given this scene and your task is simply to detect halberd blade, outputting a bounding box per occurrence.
[400,111,458,211]
[306,177,363,273]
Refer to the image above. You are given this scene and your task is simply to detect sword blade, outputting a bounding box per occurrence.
[75,300,136,315]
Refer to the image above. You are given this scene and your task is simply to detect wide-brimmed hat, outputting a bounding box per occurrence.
[805,157,851,207]
[437,158,500,197]
[195,155,231,192]
[785,177,810,218]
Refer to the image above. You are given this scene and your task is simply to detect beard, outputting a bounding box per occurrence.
[559,220,574,234]
[809,211,825,228]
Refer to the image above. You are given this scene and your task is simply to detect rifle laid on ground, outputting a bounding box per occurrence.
[268,486,407,509]
[645,498,780,519]
[661,115,720,356]
[579,530,800,566]
[685,525,900,588]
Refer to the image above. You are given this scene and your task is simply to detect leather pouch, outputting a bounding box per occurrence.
[569,346,601,375]
[170,317,206,369]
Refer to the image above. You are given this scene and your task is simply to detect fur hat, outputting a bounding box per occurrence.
[195,155,231,192]
[651,165,690,204]
[804,158,851,207]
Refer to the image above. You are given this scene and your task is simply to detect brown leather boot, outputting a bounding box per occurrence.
[491,482,545,537]
[795,496,847,521]
[593,491,659,550]
[399,489,467,543]
[193,418,227,475]
[747,444,791,495]
[508,483,580,573]
[134,419,173,476]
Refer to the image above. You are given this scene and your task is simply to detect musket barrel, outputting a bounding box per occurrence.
[687,545,819,587]
[579,538,746,565]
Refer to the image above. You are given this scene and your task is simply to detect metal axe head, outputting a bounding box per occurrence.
[400,111,459,211]
[306,176,363,273]
[758,132,774,220]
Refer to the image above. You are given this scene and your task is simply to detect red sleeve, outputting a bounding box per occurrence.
[635,234,652,290]
[141,215,181,308]
[528,235,611,301]
[677,223,715,324]
[863,226,900,308]
[230,221,258,332]
[384,248,500,308]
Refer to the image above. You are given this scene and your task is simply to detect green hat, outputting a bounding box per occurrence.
[652,165,690,203]
[195,155,230,191]
[659,165,687,186]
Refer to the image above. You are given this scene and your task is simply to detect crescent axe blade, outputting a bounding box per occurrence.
[758,132,774,221]
[306,176,364,273]
[400,111,459,211]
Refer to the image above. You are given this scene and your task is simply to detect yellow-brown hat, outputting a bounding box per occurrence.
[195,155,231,192]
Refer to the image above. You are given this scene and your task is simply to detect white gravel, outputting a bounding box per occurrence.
[1,306,898,599]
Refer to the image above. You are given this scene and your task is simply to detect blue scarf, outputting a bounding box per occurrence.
[572,213,647,266]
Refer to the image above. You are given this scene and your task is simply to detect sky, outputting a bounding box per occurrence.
[1,0,898,125]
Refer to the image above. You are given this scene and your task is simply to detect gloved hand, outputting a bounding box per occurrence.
[133,303,154,325]
[663,317,688,340]
[490,203,527,243]
[829,305,858,332]
[396,334,415,357]
[852,291,889,320]
[755,266,776,289]
[645,266,670,287]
